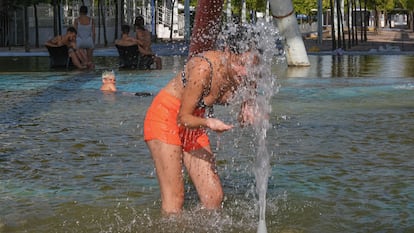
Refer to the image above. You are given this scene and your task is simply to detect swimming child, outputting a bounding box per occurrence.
[100,70,117,92]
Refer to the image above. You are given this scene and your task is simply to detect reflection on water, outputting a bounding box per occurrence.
[0,55,413,232]
[285,55,414,78]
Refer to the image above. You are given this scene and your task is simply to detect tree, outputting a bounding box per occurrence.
[170,0,176,41]
[366,0,395,31]
[97,0,108,46]
[404,0,414,30]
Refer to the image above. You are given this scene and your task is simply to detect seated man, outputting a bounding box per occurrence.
[115,25,143,69]
[134,16,162,69]
[115,24,138,47]
[100,70,117,92]
[45,27,90,69]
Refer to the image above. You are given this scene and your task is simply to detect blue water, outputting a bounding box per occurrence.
[1,55,414,232]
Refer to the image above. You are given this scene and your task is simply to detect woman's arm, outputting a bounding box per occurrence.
[238,79,260,126]
[45,35,62,47]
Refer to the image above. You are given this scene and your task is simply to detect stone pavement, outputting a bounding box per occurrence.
[304,28,414,54]
[0,28,413,56]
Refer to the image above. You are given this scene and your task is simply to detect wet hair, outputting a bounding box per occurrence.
[215,23,260,55]
[67,26,77,35]
[80,5,88,14]
[134,16,145,30]
[121,25,130,34]
[102,70,115,80]
[226,24,258,54]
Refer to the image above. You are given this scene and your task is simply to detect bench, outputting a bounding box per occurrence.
[45,45,73,68]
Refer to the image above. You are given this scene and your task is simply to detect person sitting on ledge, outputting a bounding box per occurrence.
[45,27,90,69]
[134,16,162,70]
[100,70,117,92]
[115,24,139,47]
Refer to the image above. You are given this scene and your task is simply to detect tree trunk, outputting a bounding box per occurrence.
[53,1,58,36]
[169,0,175,42]
[358,0,363,43]
[24,6,30,52]
[346,0,351,48]
[412,11,414,31]
[114,0,119,41]
[352,0,358,45]
[350,0,354,45]
[363,0,367,41]
[57,0,62,35]
[101,2,107,46]
[336,0,343,49]
[97,0,101,45]
[34,3,39,48]
[330,0,336,50]
[120,0,125,24]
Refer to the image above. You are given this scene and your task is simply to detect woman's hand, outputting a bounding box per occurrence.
[69,41,77,49]
[238,101,256,127]
[206,118,233,132]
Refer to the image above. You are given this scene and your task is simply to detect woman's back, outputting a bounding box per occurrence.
[77,16,92,39]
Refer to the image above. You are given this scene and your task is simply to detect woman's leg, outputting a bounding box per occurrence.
[147,139,185,214]
[183,147,224,210]
[68,51,86,69]
[86,48,94,64]
[154,56,162,69]
[75,49,88,64]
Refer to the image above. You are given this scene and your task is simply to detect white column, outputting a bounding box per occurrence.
[270,0,310,67]
[265,0,270,22]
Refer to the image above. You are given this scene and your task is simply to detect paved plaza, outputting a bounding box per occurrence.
[0,28,413,57]
[304,28,414,54]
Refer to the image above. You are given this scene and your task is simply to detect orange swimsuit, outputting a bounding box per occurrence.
[144,55,214,152]
[143,89,210,152]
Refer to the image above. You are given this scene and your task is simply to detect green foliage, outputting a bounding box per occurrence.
[293,0,330,15]
[407,0,414,10]
[224,0,267,16]
[372,0,396,10]
[399,0,414,10]
[293,0,316,15]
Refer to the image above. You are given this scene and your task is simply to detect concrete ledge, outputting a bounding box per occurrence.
[0,42,189,57]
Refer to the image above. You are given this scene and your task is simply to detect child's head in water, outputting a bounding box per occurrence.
[100,70,117,92]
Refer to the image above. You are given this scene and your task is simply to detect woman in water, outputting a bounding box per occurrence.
[143,26,258,214]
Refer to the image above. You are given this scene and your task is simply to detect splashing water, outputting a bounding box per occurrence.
[251,21,282,233]
[221,21,284,232]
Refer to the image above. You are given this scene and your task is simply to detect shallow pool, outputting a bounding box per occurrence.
[1,55,413,232]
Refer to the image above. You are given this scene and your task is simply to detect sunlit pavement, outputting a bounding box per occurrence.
[1,28,413,57]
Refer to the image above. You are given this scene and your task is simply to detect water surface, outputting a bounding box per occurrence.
[0,55,413,232]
